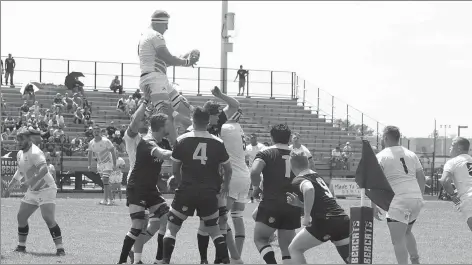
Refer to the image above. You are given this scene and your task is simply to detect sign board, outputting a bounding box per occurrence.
[331,178,361,198]
[1,151,25,196]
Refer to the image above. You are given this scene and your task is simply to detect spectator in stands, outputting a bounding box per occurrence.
[110,75,123,94]
[3,115,15,132]
[53,125,65,139]
[106,121,117,138]
[73,107,85,124]
[41,127,52,142]
[82,97,91,110]
[101,128,107,137]
[1,95,6,116]
[72,76,85,95]
[125,95,136,115]
[20,100,29,113]
[234,65,248,96]
[331,146,343,169]
[342,141,352,170]
[83,107,92,126]
[132,89,141,100]
[116,98,126,112]
[55,110,65,128]
[23,84,36,103]
[1,128,10,140]
[73,93,83,109]
[290,132,316,170]
[4,54,15,87]
[119,124,126,138]
[111,130,125,153]
[63,93,74,113]
[52,93,64,112]
[31,101,40,116]
[0,59,3,85]
[85,126,94,141]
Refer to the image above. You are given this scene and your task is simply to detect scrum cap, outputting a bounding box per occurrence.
[151,10,170,24]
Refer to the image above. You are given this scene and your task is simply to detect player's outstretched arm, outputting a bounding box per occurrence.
[250,159,265,188]
[300,181,315,218]
[127,99,149,138]
[172,161,182,185]
[211,86,240,119]
[157,45,196,67]
[151,146,173,160]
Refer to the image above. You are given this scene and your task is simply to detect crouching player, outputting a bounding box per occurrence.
[7,127,65,256]
[162,107,232,264]
[286,151,350,264]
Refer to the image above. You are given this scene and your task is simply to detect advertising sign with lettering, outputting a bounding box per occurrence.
[331,178,361,197]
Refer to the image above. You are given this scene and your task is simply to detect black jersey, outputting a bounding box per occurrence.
[127,136,172,191]
[171,130,230,192]
[291,172,346,218]
[255,144,296,204]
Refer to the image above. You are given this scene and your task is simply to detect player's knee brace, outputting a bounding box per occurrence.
[130,211,146,220]
[149,204,170,222]
[231,210,243,219]
[127,227,142,240]
[168,211,184,226]
[203,217,219,227]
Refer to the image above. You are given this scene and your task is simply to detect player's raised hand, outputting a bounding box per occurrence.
[286,192,303,207]
[188,49,200,67]
[373,206,383,221]
[160,102,174,117]
[211,86,223,98]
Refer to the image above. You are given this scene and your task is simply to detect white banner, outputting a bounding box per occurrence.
[331,178,361,197]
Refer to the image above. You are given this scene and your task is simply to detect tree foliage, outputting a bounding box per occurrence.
[334,119,375,136]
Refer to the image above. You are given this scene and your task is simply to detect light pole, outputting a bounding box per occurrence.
[458,125,468,137]
[220,1,235,94]
[439,124,451,157]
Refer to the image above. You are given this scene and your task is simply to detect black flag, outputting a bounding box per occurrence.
[355,140,395,211]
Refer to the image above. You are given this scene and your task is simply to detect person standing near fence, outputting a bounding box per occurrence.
[234,65,248,96]
[4,54,15,87]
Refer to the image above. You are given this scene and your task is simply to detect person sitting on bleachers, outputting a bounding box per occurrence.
[83,107,92,127]
[73,107,85,124]
[52,93,64,112]
[116,98,126,112]
[84,126,93,141]
[53,125,65,139]
[3,115,15,132]
[56,110,65,128]
[106,121,117,139]
[132,89,141,101]
[111,130,125,153]
[125,95,136,115]
[31,101,40,116]
[110,76,123,94]
[62,93,75,113]
[331,146,343,169]
[72,93,83,109]
[20,100,29,113]
[1,128,10,140]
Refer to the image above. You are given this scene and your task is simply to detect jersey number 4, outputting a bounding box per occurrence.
[316,178,334,198]
[193,143,208,165]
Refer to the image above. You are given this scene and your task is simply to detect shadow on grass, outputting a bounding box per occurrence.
[27,251,58,257]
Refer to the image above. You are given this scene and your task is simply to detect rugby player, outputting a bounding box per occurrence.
[286,151,350,264]
[289,132,316,171]
[162,107,232,264]
[118,112,176,264]
[88,124,117,206]
[250,124,301,264]
[439,137,472,231]
[375,126,426,264]
[245,134,267,203]
[138,10,199,118]
[7,127,65,256]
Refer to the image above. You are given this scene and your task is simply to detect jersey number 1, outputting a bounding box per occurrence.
[193,143,208,165]
[282,155,291,179]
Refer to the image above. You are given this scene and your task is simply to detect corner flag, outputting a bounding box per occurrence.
[355,140,395,211]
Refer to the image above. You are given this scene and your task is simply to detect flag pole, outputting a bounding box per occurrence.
[360,188,366,207]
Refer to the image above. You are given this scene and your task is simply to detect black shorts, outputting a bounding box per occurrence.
[306,215,350,243]
[255,202,301,230]
[126,188,166,209]
[172,189,219,218]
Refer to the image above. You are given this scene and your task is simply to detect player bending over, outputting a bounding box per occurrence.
[286,151,350,264]
[375,126,426,264]
[439,137,472,231]
[138,10,199,118]
[117,112,176,264]
[162,107,232,264]
[250,124,301,264]
[7,127,65,256]
[88,124,117,206]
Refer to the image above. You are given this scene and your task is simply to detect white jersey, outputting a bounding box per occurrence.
[138,28,167,74]
[123,131,142,180]
[376,146,423,199]
[220,122,249,178]
[289,144,312,159]
[443,154,472,199]
[14,144,57,191]
[88,137,114,165]
[246,143,266,167]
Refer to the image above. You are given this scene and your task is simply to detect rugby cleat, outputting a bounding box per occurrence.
[14,245,26,253]
[200,260,209,264]
[128,250,135,264]
[56,248,66,256]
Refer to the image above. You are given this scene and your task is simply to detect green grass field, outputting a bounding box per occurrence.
[1,194,471,264]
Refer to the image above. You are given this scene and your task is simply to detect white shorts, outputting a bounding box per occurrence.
[459,195,472,221]
[139,72,191,118]
[386,197,424,224]
[22,188,57,206]
[97,162,113,175]
[229,177,250,203]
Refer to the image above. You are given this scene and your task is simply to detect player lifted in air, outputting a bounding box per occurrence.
[162,107,232,264]
[375,126,426,264]
[250,124,301,264]
[138,10,199,118]
[118,111,177,264]
[88,124,117,206]
[285,151,350,264]
[7,127,65,256]
[439,137,472,231]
